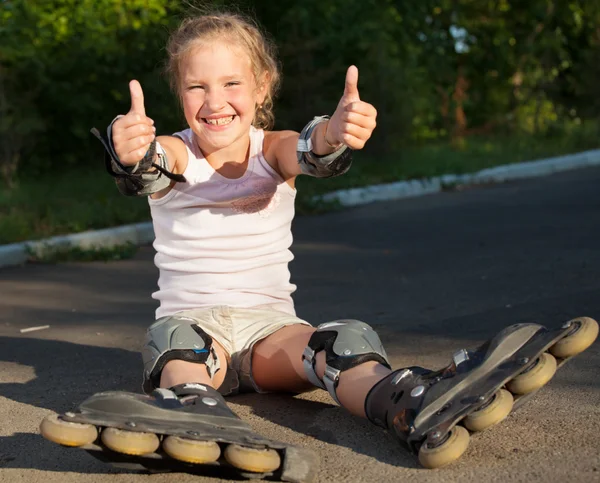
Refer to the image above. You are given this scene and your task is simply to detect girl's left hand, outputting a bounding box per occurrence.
[326,66,377,150]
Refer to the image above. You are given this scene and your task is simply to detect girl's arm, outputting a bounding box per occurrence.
[149,135,188,199]
[101,80,188,198]
[270,66,377,181]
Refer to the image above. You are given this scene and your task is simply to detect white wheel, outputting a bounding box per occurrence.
[506,352,557,395]
[463,389,514,432]
[40,414,97,447]
[550,317,599,359]
[101,427,160,455]
[418,426,470,469]
[224,444,281,473]
[163,436,221,464]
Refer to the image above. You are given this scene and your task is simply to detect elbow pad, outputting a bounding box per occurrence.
[90,116,186,196]
[297,116,353,178]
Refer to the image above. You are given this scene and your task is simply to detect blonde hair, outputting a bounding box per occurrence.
[166,11,281,130]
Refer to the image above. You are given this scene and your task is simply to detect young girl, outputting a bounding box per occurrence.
[40,9,599,479]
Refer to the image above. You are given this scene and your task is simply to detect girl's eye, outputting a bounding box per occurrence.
[189,85,205,91]
[225,82,240,87]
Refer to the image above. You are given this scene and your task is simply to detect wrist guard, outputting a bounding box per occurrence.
[297,115,352,178]
[90,116,186,196]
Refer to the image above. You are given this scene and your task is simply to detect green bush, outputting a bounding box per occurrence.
[2,0,600,186]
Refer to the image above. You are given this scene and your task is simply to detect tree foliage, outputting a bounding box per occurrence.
[1,0,599,184]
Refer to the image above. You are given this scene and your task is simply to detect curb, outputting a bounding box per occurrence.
[320,148,600,207]
[0,222,154,268]
[2,148,600,269]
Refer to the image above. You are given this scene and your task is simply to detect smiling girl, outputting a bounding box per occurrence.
[40,8,597,478]
[42,10,385,478]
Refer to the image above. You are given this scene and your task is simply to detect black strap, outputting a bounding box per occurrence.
[90,127,186,183]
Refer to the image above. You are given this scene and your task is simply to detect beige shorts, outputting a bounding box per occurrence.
[167,305,312,396]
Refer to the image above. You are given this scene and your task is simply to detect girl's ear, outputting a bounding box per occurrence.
[256,71,271,104]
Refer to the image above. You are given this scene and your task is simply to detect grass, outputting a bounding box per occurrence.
[0,168,150,245]
[25,242,139,263]
[296,129,600,209]
[2,130,599,245]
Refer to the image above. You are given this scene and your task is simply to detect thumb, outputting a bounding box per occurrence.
[343,65,360,101]
[128,80,146,116]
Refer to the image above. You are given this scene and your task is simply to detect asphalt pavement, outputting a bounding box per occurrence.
[1,167,599,483]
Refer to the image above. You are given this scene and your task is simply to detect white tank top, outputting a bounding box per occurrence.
[149,126,297,318]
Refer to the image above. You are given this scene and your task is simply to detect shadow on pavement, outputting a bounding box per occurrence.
[230,392,420,469]
[0,432,130,474]
[0,334,418,472]
[0,337,141,414]
[0,336,142,474]
[1,297,599,474]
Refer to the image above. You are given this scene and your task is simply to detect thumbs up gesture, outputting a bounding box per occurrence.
[112,80,156,166]
[325,66,377,150]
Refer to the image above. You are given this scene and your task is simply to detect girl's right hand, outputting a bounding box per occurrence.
[111,80,156,166]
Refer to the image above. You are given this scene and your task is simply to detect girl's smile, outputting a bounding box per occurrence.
[203,115,236,128]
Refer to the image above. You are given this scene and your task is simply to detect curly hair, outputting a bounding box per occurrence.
[165,11,281,130]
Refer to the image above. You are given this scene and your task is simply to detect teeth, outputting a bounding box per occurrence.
[206,116,234,126]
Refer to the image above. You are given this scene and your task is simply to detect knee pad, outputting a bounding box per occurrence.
[302,320,391,405]
[142,315,220,393]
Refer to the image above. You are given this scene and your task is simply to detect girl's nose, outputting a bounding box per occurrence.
[205,89,226,112]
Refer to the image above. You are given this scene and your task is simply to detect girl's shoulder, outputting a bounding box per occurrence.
[262,129,297,159]
[262,129,301,183]
[156,134,189,175]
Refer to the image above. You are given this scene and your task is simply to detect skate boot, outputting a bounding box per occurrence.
[40,383,317,482]
[364,316,598,469]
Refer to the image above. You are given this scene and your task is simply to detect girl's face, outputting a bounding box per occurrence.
[179,40,267,155]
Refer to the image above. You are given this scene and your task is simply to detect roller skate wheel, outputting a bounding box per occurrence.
[101,427,160,455]
[224,444,281,473]
[550,317,599,359]
[506,352,557,395]
[418,425,470,469]
[163,435,221,464]
[463,389,514,432]
[39,414,98,447]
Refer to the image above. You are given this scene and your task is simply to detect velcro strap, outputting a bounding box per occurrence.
[323,365,342,405]
[302,347,326,390]
[90,117,186,188]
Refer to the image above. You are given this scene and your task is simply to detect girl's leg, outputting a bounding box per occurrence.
[251,324,391,417]
[159,337,230,390]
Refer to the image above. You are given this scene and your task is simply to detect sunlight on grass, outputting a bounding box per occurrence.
[26,242,139,263]
[0,169,150,244]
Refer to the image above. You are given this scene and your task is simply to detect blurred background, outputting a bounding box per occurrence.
[1,0,600,246]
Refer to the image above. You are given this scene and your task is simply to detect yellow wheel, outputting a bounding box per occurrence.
[101,427,160,455]
[39,414,98,447]
[463,389,514,432]
[550,317,599,359]
[224,444,281,473]
[506,352,557,395]
[418,426,470,469]
[163,435,221,464]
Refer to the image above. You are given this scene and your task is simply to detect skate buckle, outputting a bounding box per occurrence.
[302,347,326,390]
[302,346,315,363]
[391,369,411,385]
[411,385,425,397]
[324,366,341,387]
[452,349,469,368]
[202,397,218,407]
[154,388,179,400]
[324,365,342,405]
